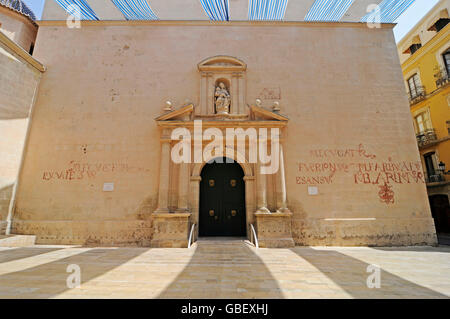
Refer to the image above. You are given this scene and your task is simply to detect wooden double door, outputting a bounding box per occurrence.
[199,158,246,237]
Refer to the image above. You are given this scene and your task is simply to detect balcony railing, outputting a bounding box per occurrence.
[416,129,438,148]
[426,174,446,183]
[434,68,450,89]
[408,86,426,105]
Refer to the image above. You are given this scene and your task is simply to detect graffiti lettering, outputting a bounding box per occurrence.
[42,160,150,181]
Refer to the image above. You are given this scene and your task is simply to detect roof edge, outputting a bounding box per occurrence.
[37,19,396,29]
[0,2,37,26]
[0,30,45,72]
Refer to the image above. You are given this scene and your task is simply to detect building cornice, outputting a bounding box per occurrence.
[0,30,45,72]
[397,0,446,47]
[37,20,396,29]
[401,23,450,71]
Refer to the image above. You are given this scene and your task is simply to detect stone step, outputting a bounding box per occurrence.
[0,235,36,247]
[196,237,249,244]
[194,237,257,249]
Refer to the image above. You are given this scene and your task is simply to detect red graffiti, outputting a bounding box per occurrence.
[310,144,376,159]
[378,182,395,204]
[296,176,333,185]
[42,160,150,181]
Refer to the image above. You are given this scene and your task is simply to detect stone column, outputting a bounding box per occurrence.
[231,73,239,114]
[206,73,214,115]
[276,143,290,213]
[244,175,256,237]
[199,73,207,115]
[237,74,245,114]
[154,140,171,213]
[176,163,189,212]
[190,175,202,240]
[256,162,270,214]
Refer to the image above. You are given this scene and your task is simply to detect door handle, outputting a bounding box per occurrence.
[209,210,214,216]
[231,210,237,217]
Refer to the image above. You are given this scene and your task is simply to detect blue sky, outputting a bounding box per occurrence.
[22,0,45,18]
[24,0,440,42]
[393,0,440,41]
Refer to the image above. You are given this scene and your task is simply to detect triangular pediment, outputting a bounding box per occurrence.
[249,105,288,122]
[198,56,247,72]
[155,104,194,121]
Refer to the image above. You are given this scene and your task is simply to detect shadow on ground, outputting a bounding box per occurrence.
[290,247,448,298]
[158,239,284,299]
[0,247,149,298]
[0,242,448,299]
[0,247,64,264]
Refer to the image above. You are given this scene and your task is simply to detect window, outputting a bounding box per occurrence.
[434,18,450,32]
[407,73,422,99]
[29,43,34,56]
[443,50,450,76]
[414,111,432,134]
[409,43,422,55]
[424,152,436,178]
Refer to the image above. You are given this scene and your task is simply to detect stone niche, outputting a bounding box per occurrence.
[197,55,247,116]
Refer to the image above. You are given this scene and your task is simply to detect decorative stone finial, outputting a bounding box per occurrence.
[272,101,280,112]
[163,101,173,112]
[255,99,262,106]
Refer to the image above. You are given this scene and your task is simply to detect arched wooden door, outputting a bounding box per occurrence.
[199,158,246,237]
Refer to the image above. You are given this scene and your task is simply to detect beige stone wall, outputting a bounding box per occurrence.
[14,21,436,246]
[0,7,37,53]
[0,31,42,234]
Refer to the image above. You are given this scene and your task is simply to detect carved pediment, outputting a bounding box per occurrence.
[198,56,247,72]
[249,105,288,122]
[155,103,288,125]
[155,104,194,121]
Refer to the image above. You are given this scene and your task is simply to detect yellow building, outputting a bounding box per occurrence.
[398,0,450,234]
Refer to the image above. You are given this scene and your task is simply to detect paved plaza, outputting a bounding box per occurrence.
[0,239,449,299]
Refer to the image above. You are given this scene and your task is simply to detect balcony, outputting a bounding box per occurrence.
[408,86,426,105]
[426,174,446,183]
[434,68,450,89]
[416,129,438,148]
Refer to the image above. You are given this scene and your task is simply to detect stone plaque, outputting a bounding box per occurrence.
[103,183,114,192]
[308,186,318,195]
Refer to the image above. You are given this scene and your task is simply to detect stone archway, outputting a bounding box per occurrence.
[190,147,255,241]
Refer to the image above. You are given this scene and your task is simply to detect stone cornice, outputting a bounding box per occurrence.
[37,20,396,29]
[156,120,287,128]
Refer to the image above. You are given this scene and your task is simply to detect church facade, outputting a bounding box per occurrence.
[5,1,438,247]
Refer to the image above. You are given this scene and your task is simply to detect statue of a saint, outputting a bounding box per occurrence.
[214,82,231,114]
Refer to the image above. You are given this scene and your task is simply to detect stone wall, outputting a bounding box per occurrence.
[0,30,43,234]
[13,21,437,246]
